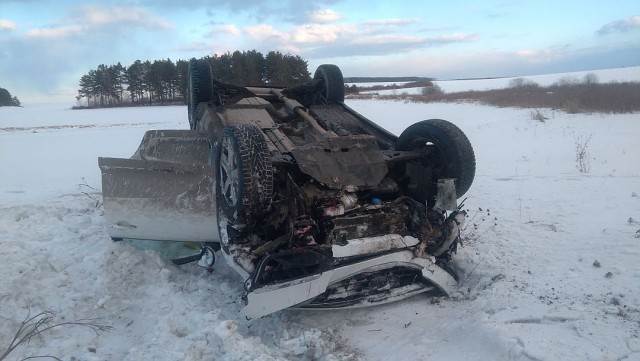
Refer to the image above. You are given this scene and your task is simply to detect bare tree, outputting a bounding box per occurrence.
[583,72,599,85]
[421,84,443,95]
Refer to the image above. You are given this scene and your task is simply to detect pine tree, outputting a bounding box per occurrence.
[126,60,146,104]
[74,50,311,107]
[0,87,13,106]
[175,59,188,103]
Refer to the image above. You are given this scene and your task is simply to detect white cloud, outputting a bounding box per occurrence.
[244,24,290,42]
[513,48,562,64]
[239,18,477,59]
[438,33,479,42]
[516,50,536,57]
[20,6,173,40]
[354,32,477,46]
[292,24,356,44]
[213,24,241,36]
[246,22,358,46]
[352,34,425,45]
[280,44,302,54]
[362,18,422,26]
[25,25,83,39]
[308,9,342,23]
[0,19,18,32]
[81,5,174,30]
[597,15,640,35]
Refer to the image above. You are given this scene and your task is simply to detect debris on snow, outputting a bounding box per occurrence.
[593,260,601,268]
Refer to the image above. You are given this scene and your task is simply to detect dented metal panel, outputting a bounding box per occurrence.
[331,234,419,258]
[99,157,218,242]
[290,134,388,189]
[131,130,211,164]
[220,105,277,129]
[242,250,457,318]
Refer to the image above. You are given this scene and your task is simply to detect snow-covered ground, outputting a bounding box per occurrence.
[346,81,412,88]
[435,66,640,93]
[357,87,424,96]
[351,66,640,95]
[1,70,639,360]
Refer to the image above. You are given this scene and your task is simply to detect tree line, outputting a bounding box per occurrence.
[75,50,311,108]
[0,87,21,107]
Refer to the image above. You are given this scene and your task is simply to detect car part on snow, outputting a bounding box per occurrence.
[433,178,458,212]
[98,62,476,317]
[197,243,218,271]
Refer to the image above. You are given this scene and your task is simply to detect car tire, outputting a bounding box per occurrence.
[212,124,273,244]
[397,119,475,199]
[188,58,213,130]
[314,64,345,103]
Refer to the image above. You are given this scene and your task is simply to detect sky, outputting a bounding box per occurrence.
[0,0,639,104]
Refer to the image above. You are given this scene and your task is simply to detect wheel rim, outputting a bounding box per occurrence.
[220,136,239,207]
[411,138,448,174]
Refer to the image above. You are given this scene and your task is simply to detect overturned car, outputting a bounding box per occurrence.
[98,61,476,318]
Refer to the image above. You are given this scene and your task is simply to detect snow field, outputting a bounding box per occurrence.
[0,194,358,360]
[349,65,640,95]
[346,100,640,360]
[0,105,186,204]
[1,69,639,360]
[1,105,358,360]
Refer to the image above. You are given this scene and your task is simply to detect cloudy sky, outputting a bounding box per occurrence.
[1,0,639,104]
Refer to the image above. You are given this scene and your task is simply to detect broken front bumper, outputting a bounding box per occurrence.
[241,212,464,319]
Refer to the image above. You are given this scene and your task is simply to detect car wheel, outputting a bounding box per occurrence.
[397,119,475,199]
[314,64,345,103]
[188,58,213,130]
[212,124,273,245]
